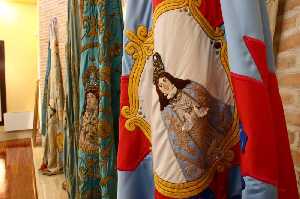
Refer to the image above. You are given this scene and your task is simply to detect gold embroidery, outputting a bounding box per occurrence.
[82,16,99,37]
[109,43,122,58]
[98,105,112,114]
[100,142,112,158]
[100,176,113,186]
[121,25,154,141]
[56,132,64,152]
[152,0,239,198]
[80,42,100,53]
[215,150,234,173]
[98,120,113,139]
[99,66,111,84]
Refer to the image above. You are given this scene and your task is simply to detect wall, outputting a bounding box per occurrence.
[275,0,300,192]
[38,0,67,96]
[0,1,38,113]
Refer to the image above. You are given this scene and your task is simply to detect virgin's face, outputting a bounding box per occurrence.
[86,92,98,111]
[158,76,174,96]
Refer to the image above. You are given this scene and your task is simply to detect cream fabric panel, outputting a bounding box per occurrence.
[266,0,279,38]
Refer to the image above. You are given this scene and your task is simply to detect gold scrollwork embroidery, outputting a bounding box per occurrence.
[152,0,240,198]
[152,0,224,40]
[80,42,100,53]
[121,25,154,141]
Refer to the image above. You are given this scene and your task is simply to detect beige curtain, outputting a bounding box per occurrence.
[266,0,279,38]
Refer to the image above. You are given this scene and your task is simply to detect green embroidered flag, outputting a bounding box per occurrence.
[77,0,123,198]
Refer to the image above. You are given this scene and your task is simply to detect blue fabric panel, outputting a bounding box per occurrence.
[239,123,248,153]
[122,0,153,75]
[117,154,155,199]
[228,166,243,199]
[242,176,278,199]
[258,0,276,73]
[220,0,266,80]
[41,42,51,136]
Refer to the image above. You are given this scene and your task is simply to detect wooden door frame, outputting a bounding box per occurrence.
[0,40,7,126]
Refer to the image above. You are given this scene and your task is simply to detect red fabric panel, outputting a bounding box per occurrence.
[238,36,278,185]
[153,0,223,29]
[268,74,299,199]
[155,190,172,199]
[199,0,223,28]
[231,72,278,186]
[210,170,228,199]
[210,143,240,199]
[243,36,269,84]
[242,36,299,198]
[117,76,151,171]
[152,0,163,9]
[231,143,241,165]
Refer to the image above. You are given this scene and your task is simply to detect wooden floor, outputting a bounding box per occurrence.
[0,139,37,199]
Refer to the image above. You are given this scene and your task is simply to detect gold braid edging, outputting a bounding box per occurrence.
[121,25,154,141]
[152,0,240,198]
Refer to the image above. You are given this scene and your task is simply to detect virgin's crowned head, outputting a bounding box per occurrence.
[83,64,100,113]
[152,52,191,110]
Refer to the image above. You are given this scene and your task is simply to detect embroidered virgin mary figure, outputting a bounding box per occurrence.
[78,65,102,198]
[153,52,234,179]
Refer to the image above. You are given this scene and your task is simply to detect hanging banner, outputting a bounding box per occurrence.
[221,0,299,198]
[77,0,123,198]
[151,1,241,198]
[117,0,155,199]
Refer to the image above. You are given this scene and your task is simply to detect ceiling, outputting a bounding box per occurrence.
[5,0,36,4]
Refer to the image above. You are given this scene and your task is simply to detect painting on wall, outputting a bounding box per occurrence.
[0,40,6,126]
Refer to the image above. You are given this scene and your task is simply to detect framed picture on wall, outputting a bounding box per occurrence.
[0,40,7,126]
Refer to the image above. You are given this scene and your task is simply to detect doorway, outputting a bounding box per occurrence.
[0,41,6,126]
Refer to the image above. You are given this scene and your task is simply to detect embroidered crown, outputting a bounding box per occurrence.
[153,52,165,84]
[83,64,100,99]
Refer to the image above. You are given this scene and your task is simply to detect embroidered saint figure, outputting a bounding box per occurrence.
[79,81,100,153]
[78,65,102,198]
[153,52,233,180]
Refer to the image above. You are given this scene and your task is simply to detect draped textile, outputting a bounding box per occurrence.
[117,1,154,199]
[78,0,123,198]
[221,1,299,198]
[64,0,81,197]
[134,1,243,198]
[40,17,65,175]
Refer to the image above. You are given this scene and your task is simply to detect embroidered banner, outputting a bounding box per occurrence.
[77,0,123,198]
[117,0,155,198]
[40,17,65,176]
[221,1,299,198]
[151,1,241,198]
